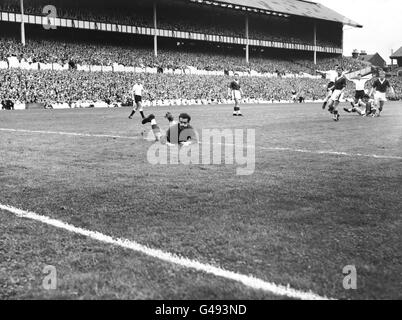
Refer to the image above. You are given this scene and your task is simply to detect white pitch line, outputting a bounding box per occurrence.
[0,203,331,300]
[0,128,140,140]
[259,146,402,160]
[1,127,401,160]
[211,142,402,160]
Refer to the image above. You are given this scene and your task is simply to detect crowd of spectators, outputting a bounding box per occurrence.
[0,36,368,75]
[0,69,327,105]
[0,1,393,107]
[3,68,401,107]
[297,56,371,73]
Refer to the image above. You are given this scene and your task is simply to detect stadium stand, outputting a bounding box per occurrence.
[0,35,369,74]
[0,0,347,48]
[2,0,400,107]
[3,67,401,108]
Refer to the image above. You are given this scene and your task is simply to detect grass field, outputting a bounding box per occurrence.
[0,102,401,300]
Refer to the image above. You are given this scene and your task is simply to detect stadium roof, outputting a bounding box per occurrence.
[193,0,362,28]
[390,47,402,58]
[359,54,375,62]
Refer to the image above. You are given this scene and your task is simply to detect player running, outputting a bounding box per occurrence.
[291,90,298,103]
[326,66,347,121]
[128,80,147,121]
[369,71,395,117]
[316,66,338,110]
[228,73,244,116]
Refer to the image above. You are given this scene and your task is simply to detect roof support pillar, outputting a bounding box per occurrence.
[20,0,26,46]
[313,22,317,65]
[245,15,249,64]
[153,2,158,58]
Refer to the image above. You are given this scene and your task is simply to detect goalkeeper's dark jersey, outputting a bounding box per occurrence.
[166,124,197,144]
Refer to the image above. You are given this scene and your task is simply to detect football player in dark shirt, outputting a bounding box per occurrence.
[369,71,395,116]
[142,113,198,145]
[326,66,347,121]
[165,113,198,146]
[228,73,244,116]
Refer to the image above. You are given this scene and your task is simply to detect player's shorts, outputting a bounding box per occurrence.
[330,89,343,101]
[134,95,142,103]
[355,90,365,101]
[232,90,241,100]
[327,82,335,91]
[374,92,387,102]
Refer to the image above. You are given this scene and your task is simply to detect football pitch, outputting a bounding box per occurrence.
[0,102,401,300]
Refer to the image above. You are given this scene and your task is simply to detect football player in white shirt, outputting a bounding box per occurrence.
[128,81,147,120]
[348,73,372,104]
[316,66,338,110]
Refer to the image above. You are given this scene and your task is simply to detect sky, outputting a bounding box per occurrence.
[316,0,402,64]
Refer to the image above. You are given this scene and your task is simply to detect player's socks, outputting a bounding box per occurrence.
[322,101,327,109]
[333,110,340,121]
[140,111,145,119]
[151,122,162,141]
[128,111,135,119]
